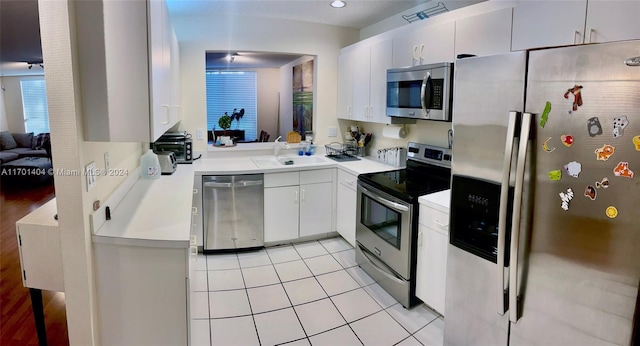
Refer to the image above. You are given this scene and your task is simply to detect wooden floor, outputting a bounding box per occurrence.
[0,179,69,346]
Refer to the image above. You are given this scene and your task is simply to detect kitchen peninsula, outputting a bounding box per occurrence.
[88,150,399,345]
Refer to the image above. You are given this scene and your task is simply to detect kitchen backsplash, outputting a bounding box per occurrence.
[339,120,453,152]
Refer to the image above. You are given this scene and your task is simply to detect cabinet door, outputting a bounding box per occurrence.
[369,38,393,124]
[416,224,448,315]
[351,45,371,122]
[417,21,455,65]
[336,183,357,247]
[584,1,640,44]
[264,186,299,243]
[392,25,415,68]
[337,50,354,120]
[299,182,333,238]
[512,1,587,51]
[455,8,513,57]
[170,27,181,123]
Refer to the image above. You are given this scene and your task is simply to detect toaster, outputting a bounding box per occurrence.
[155,151,177,175]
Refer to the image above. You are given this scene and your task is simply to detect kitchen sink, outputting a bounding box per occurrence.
[251,155,329,168]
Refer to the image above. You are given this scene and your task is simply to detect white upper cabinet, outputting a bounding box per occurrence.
[512,1,587,51]
[393,21,455,68]
[76,0,181,142]
[455,8,513,57]
[337,50,354,120]
[584,1,640,44]
[339,38,394,124]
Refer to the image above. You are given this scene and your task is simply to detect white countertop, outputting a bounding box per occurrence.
[419,189,451,213]
[91,154,399,248]
[16,198,58,227]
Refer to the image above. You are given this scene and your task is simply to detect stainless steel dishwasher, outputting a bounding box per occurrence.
[202,174,264,251]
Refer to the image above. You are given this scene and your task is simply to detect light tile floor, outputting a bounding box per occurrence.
[190,236,444,346]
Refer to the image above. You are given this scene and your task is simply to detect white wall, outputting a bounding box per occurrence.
[172,15,359,151]
[1,75,45,133]
[39,1,144,343]
[0,78,7,131]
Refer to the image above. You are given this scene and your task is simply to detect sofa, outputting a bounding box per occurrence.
[0,131,50,164]
[0,132,52,184]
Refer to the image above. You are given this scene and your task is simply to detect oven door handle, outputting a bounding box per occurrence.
[358,244,406,285]
[360,186,409,212]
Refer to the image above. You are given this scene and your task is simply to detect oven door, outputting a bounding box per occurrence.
[356,181,413,279]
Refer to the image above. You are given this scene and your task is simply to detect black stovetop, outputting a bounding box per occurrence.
[359,156,451,203]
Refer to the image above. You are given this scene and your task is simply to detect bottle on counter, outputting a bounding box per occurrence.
[140,149,161,180]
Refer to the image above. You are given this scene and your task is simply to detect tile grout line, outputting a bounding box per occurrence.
[295,240,366,345]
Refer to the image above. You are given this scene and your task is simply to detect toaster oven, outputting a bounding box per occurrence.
[153,131,193,164]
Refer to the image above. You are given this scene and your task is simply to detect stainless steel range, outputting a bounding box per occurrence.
[356,142,451,308]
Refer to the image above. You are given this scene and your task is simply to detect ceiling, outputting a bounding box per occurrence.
[0,0,484,75]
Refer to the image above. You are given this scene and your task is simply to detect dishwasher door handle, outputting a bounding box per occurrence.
[203,180,263,188]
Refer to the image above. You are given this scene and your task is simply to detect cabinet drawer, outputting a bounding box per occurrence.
[337,169,357,191]
[264,172,299,187]
[300,169,333,184]
[419,206,450,236]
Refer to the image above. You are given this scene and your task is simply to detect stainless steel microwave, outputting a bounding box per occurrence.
[386,62,453,121]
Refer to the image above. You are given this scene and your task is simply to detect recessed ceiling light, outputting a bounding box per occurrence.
[330,0,346,8]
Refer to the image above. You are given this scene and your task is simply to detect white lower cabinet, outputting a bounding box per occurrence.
[416,191,451,315]
[336,169,357,247]
[264,169,334,243]
[94,242,189,346]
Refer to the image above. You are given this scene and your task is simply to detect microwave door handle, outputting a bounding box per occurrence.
[360,186,409,213]
[509,112,533,323]
[497,111,520,316]
[421,72,432,117]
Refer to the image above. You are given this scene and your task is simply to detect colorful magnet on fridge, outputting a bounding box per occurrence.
[587,117,603,137]
[560,135,574,147]
[539,102,552,128]
[595,144,615,161]
[542,137,556,152]
[605,206,618,219]
[559,188,574,211]
[595,177,609,189]
[633,135,640,151]
[613,161,634,178]
[564,161,582,178]
[584,185,597,200]
[548,170,562,181]
[563,85,583,113]
[612,116,629,138]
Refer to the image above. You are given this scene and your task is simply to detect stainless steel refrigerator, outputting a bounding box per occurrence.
[445,40,640,345]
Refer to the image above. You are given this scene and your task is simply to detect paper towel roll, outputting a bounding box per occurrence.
[382,126,407,139]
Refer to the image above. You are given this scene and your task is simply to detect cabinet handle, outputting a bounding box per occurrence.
[587,28,595,43]
[191,207,197,214]
[301,189,306,202]
[419,44,425,65]
[418,229,423,247]
[345,179,354,185]
[190,246,198,261]
[190,235,197,246]
[294,190,299,203]
[412,45,418,66]
[573,31,581,44]
[161,104,170,124]
[434,220,449,228]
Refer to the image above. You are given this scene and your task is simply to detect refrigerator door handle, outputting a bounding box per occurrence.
[508,112,533,323]
[497,111,520,316]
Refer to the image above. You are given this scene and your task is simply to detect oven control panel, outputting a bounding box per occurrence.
[407,142,452,168]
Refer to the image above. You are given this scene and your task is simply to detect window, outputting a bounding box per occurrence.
[20,79,50,134]
[205,70,258,141]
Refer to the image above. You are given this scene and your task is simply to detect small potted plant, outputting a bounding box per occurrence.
[218,112,233,145]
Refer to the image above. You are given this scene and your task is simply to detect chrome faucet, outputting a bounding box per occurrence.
[273,136,289,156]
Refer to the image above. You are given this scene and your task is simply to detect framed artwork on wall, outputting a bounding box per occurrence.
[292,59,313,138]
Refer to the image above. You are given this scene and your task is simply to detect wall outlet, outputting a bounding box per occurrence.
[86,162,97,191]
[104,152,110,172]
[328,126,337,137]
[196,128,204,140]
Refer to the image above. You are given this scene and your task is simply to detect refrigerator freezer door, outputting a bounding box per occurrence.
[510,40,640,345]
[446,52,527,346]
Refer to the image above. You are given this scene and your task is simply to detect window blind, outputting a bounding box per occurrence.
[20,79,50,134]
[205,70,258,141]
